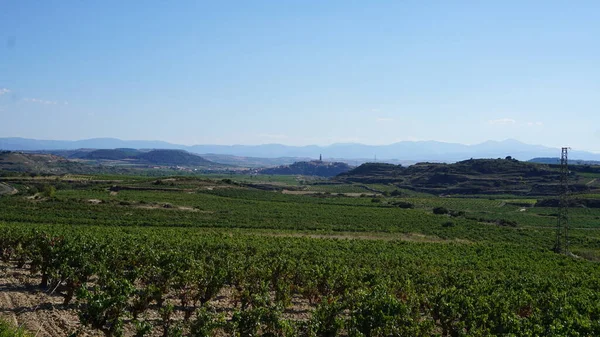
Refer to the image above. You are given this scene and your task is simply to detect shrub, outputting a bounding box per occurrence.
[449,210,465,217]
[442,221,455,228]
[390,190,403,197]
[496,219,517,227]
[347,286,427,337]
[41,184,56,198]
[308,298,345,337]
[229,307,270,337]
[190,305,225,337]
[392,201,414,209]
[27,186,39,195]
[432,207,449,215]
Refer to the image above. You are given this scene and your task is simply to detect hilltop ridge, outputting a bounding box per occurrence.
[0,149,220,174]
[0,151,91,174]
[66,148,215,167]
[337,158,600,196]
[258,160,352,177]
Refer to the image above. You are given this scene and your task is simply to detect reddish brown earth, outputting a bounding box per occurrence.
[0,264,92,336]
[0,263,313,336]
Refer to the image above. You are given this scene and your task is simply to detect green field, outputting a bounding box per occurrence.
[1,174,600,336]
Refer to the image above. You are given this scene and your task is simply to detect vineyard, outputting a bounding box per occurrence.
[1,174,600,336]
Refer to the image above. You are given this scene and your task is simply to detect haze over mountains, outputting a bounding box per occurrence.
[1,137,599,162]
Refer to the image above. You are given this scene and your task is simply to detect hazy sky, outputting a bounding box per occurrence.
[1,1,599,151]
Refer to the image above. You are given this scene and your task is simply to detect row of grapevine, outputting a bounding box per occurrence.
[2,223,600,336]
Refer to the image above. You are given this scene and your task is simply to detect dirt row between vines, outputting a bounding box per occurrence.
[0,263,90,336]
[0,262,313,337]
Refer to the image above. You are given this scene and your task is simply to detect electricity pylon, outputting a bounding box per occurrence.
[554,147,570,254]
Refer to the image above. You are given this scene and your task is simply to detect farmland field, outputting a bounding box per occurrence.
[1,173,600,336]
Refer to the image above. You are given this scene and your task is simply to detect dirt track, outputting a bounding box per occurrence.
[260,231,471,243]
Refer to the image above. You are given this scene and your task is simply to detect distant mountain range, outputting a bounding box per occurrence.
[1,137,599,162]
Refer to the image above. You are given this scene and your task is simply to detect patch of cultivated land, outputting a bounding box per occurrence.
[259,231,471,243]
[2,171,600,336]
[282,189,380,197]
[0,264,89,337]
[0,263,314,337]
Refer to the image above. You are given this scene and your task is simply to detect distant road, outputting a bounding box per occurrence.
[0,182,17,196]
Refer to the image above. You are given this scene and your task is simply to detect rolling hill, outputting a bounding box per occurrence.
[82,148,141,160]
[337,158,599,196]
[0,151,93,174]
[258,160,352,177]
[0,149,221,175]
[55,149,216,167]
[134,149,214,166]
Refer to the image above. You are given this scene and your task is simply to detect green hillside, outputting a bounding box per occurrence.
[259,160,352,177]
[0,151,90,174]
[2,172,600,335]
[338,158,599,196]
[135,149,214,166]
[82,148,141,160]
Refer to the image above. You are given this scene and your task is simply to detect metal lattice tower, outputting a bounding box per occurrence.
[554,147,570,254]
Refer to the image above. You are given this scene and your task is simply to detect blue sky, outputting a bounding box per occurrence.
[1,1,599,151]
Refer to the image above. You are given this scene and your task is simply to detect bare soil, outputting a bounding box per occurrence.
[259,231,471,243]
[0,263,313,336]
[0,264,97,337]
[0,182,17,196]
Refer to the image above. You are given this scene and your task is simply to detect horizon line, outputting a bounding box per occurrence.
[0,136,560,148]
